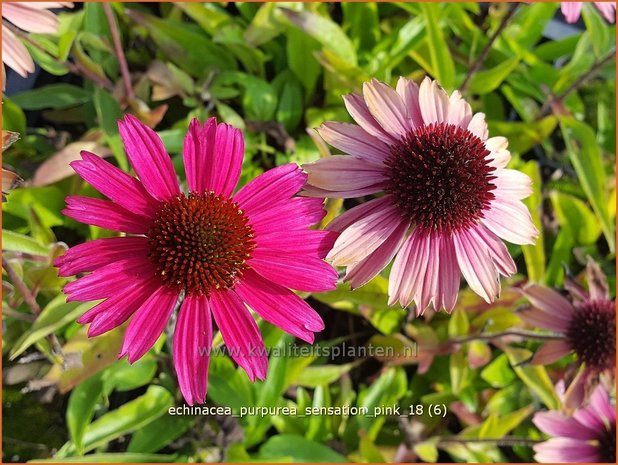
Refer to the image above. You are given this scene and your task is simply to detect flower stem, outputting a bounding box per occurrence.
[449,329,564,344]
[103,3,134,100]
[438,437,542,447]
[461,3,519,93]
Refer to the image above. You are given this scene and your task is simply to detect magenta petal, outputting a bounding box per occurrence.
[533,438,599,463]
[209,290,268,382]
[63,196,148,234]
[531,340,572,365]
[345,220,408,289]
[117,114,180,201]
[519,306,570,333]
[248,197,326,235]
[119,286,179,363]
[588,385,616,424]
[317,122,391,162]
[533,411,597,440]
[71,151,158,217]
[235,269,324,343]
[249,249,338,292]
[173,295,212,406]
[521,285,574,320]
[183,118,214,194]
[256,229,338,259]
[55,236,149,276]
[234,163,305,214]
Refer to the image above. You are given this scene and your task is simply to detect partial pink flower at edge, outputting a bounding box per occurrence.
[561,2,616,24]
[55,114,338,405]
[303,76,538,315]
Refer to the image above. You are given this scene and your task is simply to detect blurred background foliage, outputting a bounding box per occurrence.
[2,2,615,463]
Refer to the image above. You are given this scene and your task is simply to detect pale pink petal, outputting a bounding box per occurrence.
[436,235,460,312]
[453,228,500,303]
[521,285,574,320]
[317,122,391,162]
[534,438,599,463]
[173,294,211,405]
[55,236,149,276]
[2,27,35,77]
[534,411,598,440]
[519,306,570,332]
[387,230,427,308]
[416,233,440,314]
[345,220,408,289]
[395,77,424,128]
[327,202,405,266]
[3,3,59,33]
[588,385,616,424]
[234,163,305,214]
[184,117,243,197]
[326,196,394,233]
[467,113,489,140]
[304,155,387,198]
[117,114,180,201]
[446,90,473,128]
[561,2,583,23]
[573,405,606,432]
[119,286,179,363]
[531,340,572,365]
[485,137,511,169]
[474,224,517,277]
[249,248,338,292]
[71,151,158,218]
[235,269,324,343]
[256,229,337,258]
[363,78,411,137]
[418,77,450,125]
[210,290,268,382]
[482,198,537,245]
[343,93,397,144]
[595,2,616,22]
[493,168,533,200]
[63,196,149,234]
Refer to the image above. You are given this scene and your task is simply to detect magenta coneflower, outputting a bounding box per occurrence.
[520,258,615,405]
[533,385,616,463]
[55,115,337,405]
[303,77,537,314]
[561,2,615,23]
[2,2,72,80]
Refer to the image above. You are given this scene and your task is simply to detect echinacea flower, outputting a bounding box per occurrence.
[533,385,616,463]
[55,115,337,405]
[561,2,616,23]
[2,2,72,80]
[520,258,615,406]
[303,77,537,314]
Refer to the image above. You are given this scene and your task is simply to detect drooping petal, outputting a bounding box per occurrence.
[55,236,149,276]
[2,3,60,33]
[388,231,425,308]
[453,227,500,303]
[209,290,268,382]
[395,77,424,129]
[533,411,597,440]
[531,340,572,365]
[2,27,35,77]
[482,198,538,245]
[363,78,410,137]
[588,385,616,424]
[173,294,212,405]
[534,438,599,463]
[519,306,570,332]
[71,151,158,218]
[418,77,450,125]
[117,114,180,201]
[184,117,244,197]
[235,269,324,343]
[343,93,397,144]
[249,248,338,292]
[561,2,583,23]
[474,224,517,277]
[595,1,616,22]
[63,196,149,234]
[521,285,574,320]
[436,235,460,312]
[326,196,394,233]
[492,168,534,200]
[345,220,408,289]
[317,122,391,162]
[119,286,180,363]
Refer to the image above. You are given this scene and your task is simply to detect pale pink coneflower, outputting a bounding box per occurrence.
[55,115,337,405]
[520,258,615,407]
[2,2,73,80]
[561,2,616,23]
[303,77,537,315]
[533,385,616,463]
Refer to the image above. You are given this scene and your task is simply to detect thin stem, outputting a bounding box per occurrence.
[539,50,615,116]
[450,329,564,344]
[438,437,542,447]
[103,3,134,100]
[3,307,36,323]
[461,3,519,93]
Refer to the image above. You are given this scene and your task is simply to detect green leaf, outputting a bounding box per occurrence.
[67,374,104,456]
[286,27,322,99]
[103,357,158,393]
[1,230,50,256]
[56,386,173,457]
[93,87,127,170]
[448,308,469,337]
[560,118,615,252]
[259,434,347,462]
[11,84,91,110]
[281,9,357,66]
[413,438,439,463]
[520,161,546,282]
[550,191,602,245]
[449,349,469,395]
[342,2,380,52]
[582,4,610,58]
[273,71,304,132]
[214,71,277,121]
[469,58,520,94]
[10,295,94,360]
[128,415,195,453]
[359,435,387,462]
[421,3,455,90]
[34,453,179,463]
[2,96,27,135]
[481,355,516,388]
[488,116,557,154]
[296,362,359,388]
[504,347,559,409]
